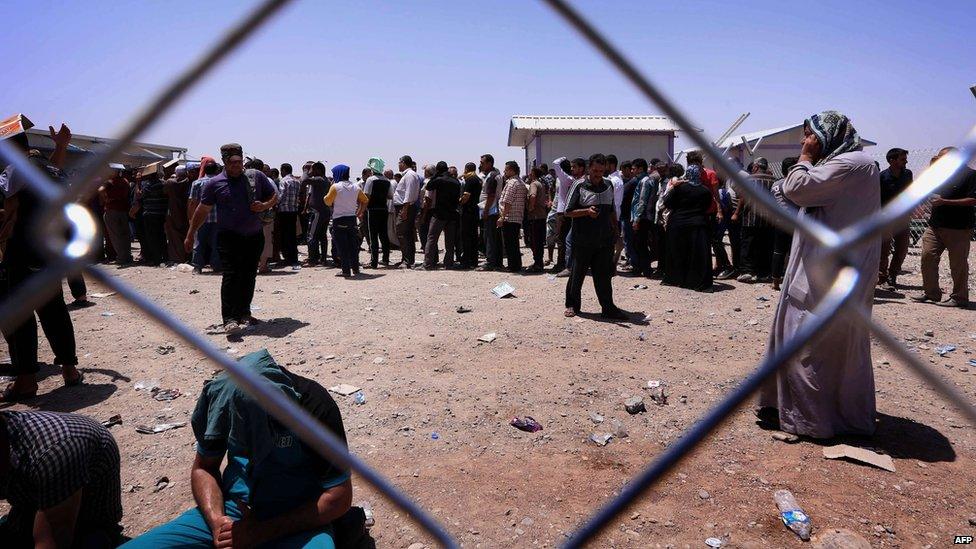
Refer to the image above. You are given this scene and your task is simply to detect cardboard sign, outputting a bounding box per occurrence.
[140,161,163,178]
[0,113,33,140]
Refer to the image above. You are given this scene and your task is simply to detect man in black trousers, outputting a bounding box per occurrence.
[275,163,302,270]
[185,143,278,335]
[458,162,482,269]
[363,163,392,268]
[0,119,83,401]
[563,154,626,320]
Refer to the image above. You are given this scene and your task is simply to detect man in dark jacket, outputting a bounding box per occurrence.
[422,161,461,269]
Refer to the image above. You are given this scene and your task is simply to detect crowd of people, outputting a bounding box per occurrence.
[49,127,976,328]
[1,110,975,547]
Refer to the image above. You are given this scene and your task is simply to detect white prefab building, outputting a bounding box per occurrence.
[683,123,877,175]
[508,115,683,171]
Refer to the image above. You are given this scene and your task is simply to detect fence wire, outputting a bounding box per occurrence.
[1,0,975,546]
[761,148,965,246]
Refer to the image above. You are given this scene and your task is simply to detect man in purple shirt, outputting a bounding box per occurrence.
[184,143,278,334]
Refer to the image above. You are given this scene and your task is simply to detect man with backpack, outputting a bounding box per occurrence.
[184,143,278,335]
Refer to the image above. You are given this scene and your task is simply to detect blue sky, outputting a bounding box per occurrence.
[4,0,974,170]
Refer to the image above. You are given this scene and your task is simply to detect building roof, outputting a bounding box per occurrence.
[716,124,798,148]
[716,123,877,149]
[25,128,186,167]
[508,115,686,147]
[26,128,186,153]
[680,123,877,155]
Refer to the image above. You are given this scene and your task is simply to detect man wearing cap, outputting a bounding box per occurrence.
[185,144,278,335]
[363,158,393,268]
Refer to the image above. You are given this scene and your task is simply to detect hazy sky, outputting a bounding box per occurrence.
[5,0,974,170]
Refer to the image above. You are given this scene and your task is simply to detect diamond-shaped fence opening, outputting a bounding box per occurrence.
[1,0,974,546]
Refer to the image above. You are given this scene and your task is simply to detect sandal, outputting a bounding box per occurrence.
[564,308,576,318]
[63,371,85,387]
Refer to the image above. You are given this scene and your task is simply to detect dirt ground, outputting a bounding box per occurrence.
[2,240,975,548]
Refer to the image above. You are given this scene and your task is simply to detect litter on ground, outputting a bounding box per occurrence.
[822,444,896,472]
[491,282,516,298]
[328,383,362,396]
[135,422,186,435]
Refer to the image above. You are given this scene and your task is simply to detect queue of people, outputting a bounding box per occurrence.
[26,129,972,322]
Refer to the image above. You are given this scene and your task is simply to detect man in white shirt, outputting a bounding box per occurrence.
[393,155,421,267]
[605,154,626,269]
[552,157,584,276]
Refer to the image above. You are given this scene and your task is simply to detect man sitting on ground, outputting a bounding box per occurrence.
[123,349,352,548]
[0,410,123,548]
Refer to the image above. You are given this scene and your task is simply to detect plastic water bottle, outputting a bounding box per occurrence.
[774,489,811,541]
[353,391,366,405]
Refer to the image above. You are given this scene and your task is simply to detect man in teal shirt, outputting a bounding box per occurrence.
[122,350,351,548]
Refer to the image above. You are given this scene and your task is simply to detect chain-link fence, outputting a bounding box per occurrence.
[1,0,975,546]
[761,147,955,246]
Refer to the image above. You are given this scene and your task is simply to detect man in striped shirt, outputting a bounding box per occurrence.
[276,163,302,270]
[732,158,777,283]
[188,160,223,273]
[497,161,527,273]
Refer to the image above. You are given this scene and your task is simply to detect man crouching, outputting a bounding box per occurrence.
[122,349,351,548]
